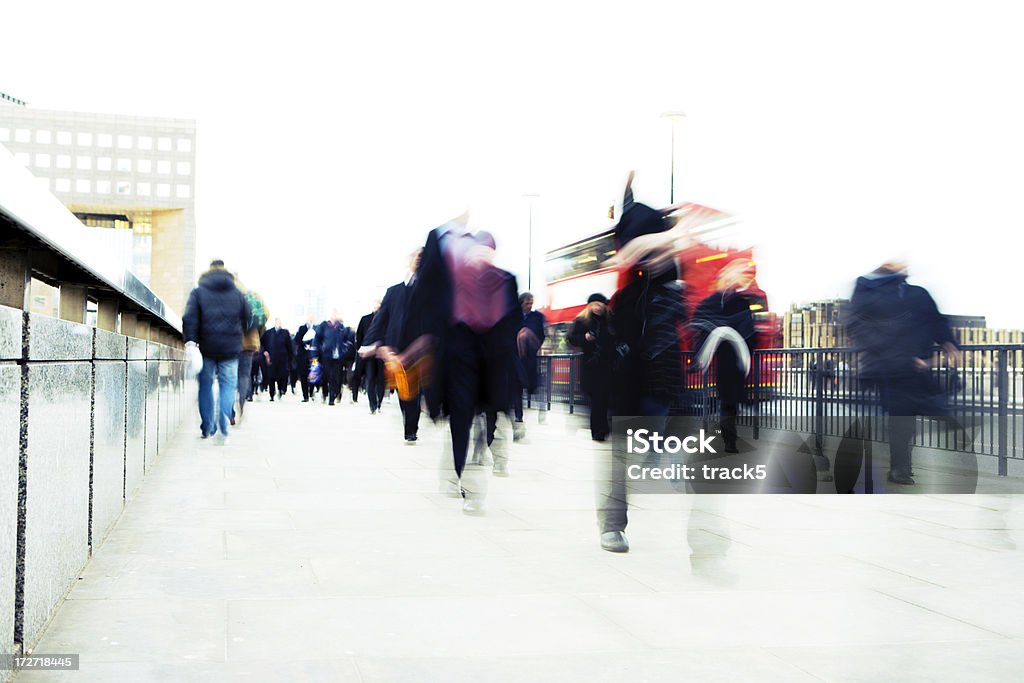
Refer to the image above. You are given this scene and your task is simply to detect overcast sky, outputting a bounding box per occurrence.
[3,1,1022,328]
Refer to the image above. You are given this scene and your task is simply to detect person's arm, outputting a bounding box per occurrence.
[182,288,200,344]
[922,291,961,366]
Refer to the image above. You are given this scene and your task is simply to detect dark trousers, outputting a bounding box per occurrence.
[876,374,948,476]
[446,325,510,478]
[321,358,345,403]
[401,395,421,438]
[366,359,385,412]
[298,374,312,400]
[715,346,745,449]
[237,351,254,413]
[270,377,287,398]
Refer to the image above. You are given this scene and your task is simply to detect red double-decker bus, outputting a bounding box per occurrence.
[541,202,781,388]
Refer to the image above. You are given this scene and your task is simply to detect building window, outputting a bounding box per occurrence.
[157,160,171,174]
[117,134,133,149]
[137,182,151,196]
[15,129,31,143]
[56,154,71,169]
[116,158,132,172]
[77,132,93,147]
[97,133,113,148]
[116,181,131,195]
[97,157,112,171]
[136,159,151,173]
[175,161,191,176]
[15,152,31,166]
[96,180,111,194]
[177,138,192,153]
[157,137,172,151]
[76,156,92,171]
[35,153,51,168]
[35,130,52,144]
[56,131,73,145]
[0,128,9,142]
[138,136,153,150]
[156,183,170,197]
[36,177,50,192]
[55,178,71,192]
[75,179,91,193]
[176,184,191,199]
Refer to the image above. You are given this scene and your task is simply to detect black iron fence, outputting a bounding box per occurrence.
[535,345,1024,472]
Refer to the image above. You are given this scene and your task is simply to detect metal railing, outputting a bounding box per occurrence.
[536,345,1024,472]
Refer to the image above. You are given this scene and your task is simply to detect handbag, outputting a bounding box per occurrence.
[185,342,203,377]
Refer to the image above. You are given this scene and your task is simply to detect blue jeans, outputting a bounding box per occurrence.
[199,357,239,437]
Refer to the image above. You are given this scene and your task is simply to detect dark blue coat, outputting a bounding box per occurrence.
[182,269,250,361]
[316,322,356,363]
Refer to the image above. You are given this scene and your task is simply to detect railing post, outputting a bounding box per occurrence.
[568,356,576,415]
[997,349,1008,476]
[814,349,825,456]
[752,351,761,440]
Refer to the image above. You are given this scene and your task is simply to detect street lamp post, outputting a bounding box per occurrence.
[660,111,686,204]
[523,193,540,291]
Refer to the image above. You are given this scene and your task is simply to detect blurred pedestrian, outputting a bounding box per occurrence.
[512,292,547,440]
[846,260,961,485]
[361,249,424,442]
[316,311,355,405]
[293,314,318,402]
[691,258,765,453]
[182,259,250,444]
[406,214,520,513]
[568,293,615,441]
[261,318,294,401]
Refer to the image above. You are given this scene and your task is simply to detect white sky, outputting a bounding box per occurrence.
[3,0,1022,329]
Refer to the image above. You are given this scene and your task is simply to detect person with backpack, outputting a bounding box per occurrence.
[234,279,267,418]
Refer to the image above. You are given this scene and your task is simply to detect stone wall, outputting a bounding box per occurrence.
[0,304,192,676]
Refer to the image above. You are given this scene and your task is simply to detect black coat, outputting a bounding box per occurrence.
[260,327,293,380]
[293,324,316,372]
[366,281,414,351]
[517,310,547,391]
[568,313,615,395]
[611,269,687,411]
[182,269,250,361]
[846,270,956,379]
[692,288,762,405]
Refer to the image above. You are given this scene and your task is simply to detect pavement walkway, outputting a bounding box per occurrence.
[17,391,1024,682]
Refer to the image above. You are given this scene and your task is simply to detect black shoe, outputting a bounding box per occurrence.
[270,396,274,402]
[302,398,309,403]
[328,400,335,406]
[887,470,916,486]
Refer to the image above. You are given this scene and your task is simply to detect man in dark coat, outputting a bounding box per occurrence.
[260,318,293,401]
[293,315,318,402]
[595,172,687,554]
[846,261,960,485]
[183,259,250,442]
[362,249,422,440]
[351,304,385,412]
[404,218,520,513]
[316,311,355,405]
[568,293,615,441]
[512,292,547,440]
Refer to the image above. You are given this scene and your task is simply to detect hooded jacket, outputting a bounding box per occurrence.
[846,269,956,379]
[182,268,250,360]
